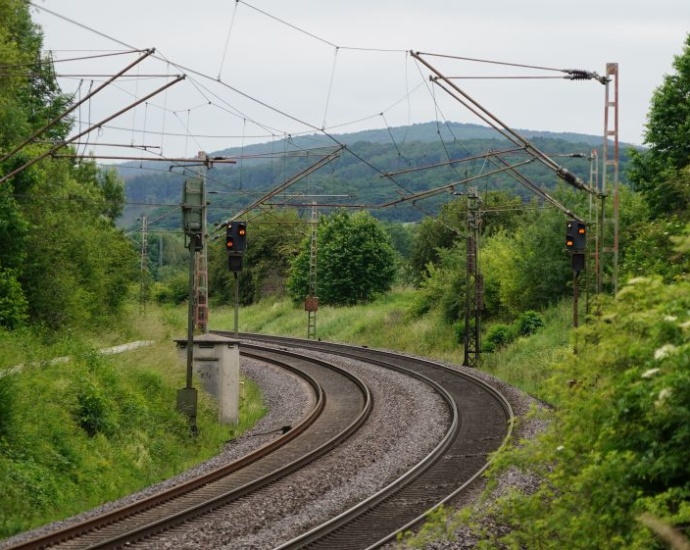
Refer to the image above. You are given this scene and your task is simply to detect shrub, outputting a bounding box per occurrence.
[516,310,545,336]
[461,275,690,548]
[74,380,117,437]
[483,323,515,352]
[0,374,16,439]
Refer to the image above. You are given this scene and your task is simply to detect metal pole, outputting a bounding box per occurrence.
[463,189,481,367]
[195,152,209,334]
[186,240,196,389]
[573,271,580,328]
[597,193,606,294]
[233,272,239,338]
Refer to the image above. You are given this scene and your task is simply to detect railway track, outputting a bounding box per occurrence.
[4,336,513,550]
[5,345,372,550]
[231,334,514,549]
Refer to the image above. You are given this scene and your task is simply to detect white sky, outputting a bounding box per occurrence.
[32,0,689,161]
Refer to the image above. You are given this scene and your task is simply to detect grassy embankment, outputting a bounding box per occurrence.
[0,289,574,540]
[212,287,576,401]
[0,303,265,540]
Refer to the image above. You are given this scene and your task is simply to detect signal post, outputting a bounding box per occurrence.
[566,219,587,327]
[226,220,247,336]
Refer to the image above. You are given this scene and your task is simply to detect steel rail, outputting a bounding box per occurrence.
[4,346,367,550]
[231,333,514,549]
[79,346,373,549]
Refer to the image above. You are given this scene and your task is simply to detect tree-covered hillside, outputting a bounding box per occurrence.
[0,0,136,331]
[118,123,635,230]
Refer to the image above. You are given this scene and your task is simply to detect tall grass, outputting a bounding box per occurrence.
[0,302,265,539]
[481,302,574,398]
[212,289,574,401]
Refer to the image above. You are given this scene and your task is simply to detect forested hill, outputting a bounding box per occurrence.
[118,121,635,229]
[210,121,610,156]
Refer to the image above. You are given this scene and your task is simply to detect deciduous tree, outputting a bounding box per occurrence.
[287,211,397,306]
[629,34,690,217]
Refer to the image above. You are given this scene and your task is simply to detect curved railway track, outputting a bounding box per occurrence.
[5,346,372,550]
[4,335,513,550]
[231,333,514,549]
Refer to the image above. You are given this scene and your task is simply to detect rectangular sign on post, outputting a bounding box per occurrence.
[572,252,585,273]
[182,178,204,235]
[228,254,243,272]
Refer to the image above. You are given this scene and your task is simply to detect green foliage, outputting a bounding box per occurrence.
[629,34,690,218]
[0,269,27,329]
[0,0,69,148]
[287,210,397,306]
[0,2,137,331]
[516,310,545,336]
[461,275,690,548]
[410,242,466,323]
[208,210,307,306]
[483,323,516,352]
[621,216,690,281]
[11,155,138,329]
[408,202,464,284]
[73,377,118,438]
[481,311,545,353]
[398,505,466,548]
[407,192,525,286]
[0,373,16,440]
[482,193,579,315]
[481,301,572,398]
[0,315,265,538]
[152,272,189,305]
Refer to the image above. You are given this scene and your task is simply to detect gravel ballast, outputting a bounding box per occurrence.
[0,344,543,550]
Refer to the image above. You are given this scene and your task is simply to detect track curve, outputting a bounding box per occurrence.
[230,333,514,549]
[4,346,371,550]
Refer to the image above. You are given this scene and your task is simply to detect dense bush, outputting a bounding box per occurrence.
[0,344,231,538]
[482,323,515,352]
[516,310,545,336]
[287,211,397,306]
[462,275,690,548]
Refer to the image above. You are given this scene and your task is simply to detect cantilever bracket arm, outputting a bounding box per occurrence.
[411,51,598,198]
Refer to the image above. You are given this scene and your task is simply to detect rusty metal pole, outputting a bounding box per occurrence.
[573,271,580,328]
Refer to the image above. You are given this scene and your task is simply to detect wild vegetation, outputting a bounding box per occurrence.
[0,304,266,539]
[2,0,690,546]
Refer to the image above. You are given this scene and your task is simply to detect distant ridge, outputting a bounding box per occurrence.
[117,120,635,228]
[211,121,610,159]
[116,121,631,182]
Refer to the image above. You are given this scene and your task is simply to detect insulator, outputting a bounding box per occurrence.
[566,69,591,80]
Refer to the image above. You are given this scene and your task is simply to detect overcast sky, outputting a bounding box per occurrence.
[32,0,689,161]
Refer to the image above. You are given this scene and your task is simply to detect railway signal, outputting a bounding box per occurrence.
[226,220,247,272]
[566,220,586,252]
[226,221,247,253]
[235,222,247,252]
[566,219,587,274]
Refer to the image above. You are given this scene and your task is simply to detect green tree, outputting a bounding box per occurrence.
[408,192,528,285]
[209,210,307,306]
[409,241,466,323]
[629,34,690,217]
[287,211,397,306]
[18,157,137,328]
[0,2,137,329]
[0,0,71,154]
[407,199,465,285]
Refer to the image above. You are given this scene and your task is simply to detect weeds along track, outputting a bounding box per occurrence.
[6,337,512,549]
[233,334,514,549]
[5,345,371,550]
